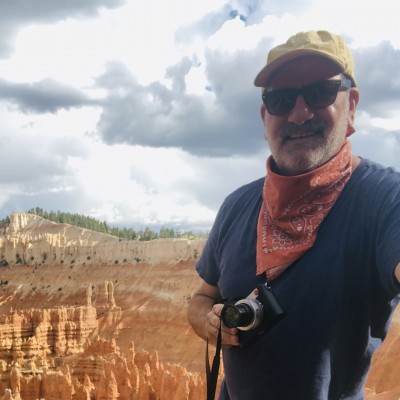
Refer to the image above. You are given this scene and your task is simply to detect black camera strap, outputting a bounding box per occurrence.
[205,276,278,399]
[206,317,222,400]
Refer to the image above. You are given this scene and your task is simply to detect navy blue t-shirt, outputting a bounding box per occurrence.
[196,158,400,400]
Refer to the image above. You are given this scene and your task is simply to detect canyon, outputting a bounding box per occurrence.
[0,213,398,399]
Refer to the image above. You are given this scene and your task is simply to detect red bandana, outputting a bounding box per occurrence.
[256,140,352,280]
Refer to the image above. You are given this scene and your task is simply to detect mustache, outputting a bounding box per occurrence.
[280,119,327,139]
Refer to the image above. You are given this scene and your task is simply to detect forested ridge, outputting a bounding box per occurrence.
[0,208,206,241]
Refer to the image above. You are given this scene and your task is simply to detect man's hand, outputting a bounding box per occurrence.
[188,280,239,347]
[206,303,239,348]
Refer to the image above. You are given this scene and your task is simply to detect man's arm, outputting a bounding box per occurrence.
[188,280,239,347]
[395,262,400,284]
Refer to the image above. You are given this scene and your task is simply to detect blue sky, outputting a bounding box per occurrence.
[0,0,399,232]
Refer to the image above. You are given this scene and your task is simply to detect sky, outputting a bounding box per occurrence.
[0,0,400,233]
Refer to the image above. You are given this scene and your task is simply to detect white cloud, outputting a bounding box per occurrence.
[0,0,399,231]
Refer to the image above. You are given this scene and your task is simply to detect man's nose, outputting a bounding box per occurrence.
[287,95,314,125]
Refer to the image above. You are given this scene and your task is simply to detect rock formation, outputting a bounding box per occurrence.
[0,337,205,400]
[0,304,97,362]
[0,213,205,267]
[0,277,206,400]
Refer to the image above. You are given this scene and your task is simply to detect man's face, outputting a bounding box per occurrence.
[261,55,359,176]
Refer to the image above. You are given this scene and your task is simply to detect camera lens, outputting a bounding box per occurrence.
[222,303,254,328]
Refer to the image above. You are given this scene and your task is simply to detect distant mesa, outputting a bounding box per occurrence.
[0,212,206,267]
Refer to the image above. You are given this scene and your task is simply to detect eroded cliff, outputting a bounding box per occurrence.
[0,213,205,267]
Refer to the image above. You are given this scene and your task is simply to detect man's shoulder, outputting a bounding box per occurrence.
[348,158,400,209]
[224,177,264,204]
[355,158,400,185]
[214,177,264,222]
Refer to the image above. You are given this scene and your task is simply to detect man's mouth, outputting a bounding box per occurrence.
[281,121,326,141]
[286,129,322,141]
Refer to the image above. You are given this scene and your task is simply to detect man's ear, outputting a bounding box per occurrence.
[260,103,268,141]
[346,88,360,137]
[260,103,267,122]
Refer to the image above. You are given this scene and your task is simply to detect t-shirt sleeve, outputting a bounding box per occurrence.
[195,202,225,286]
[374,173,400,297]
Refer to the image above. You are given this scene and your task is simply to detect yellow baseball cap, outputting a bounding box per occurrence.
[254,30,356,87]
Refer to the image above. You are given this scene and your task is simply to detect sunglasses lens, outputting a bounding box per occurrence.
[262,79,344,115]
[263,89,296,116]
[304,80,341,108]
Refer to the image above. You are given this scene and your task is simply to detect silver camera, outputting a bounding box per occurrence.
[221,283,285,347]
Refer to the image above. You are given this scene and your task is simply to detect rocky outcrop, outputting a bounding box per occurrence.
[0,305,97,363]
[0,276,206,400]
[0,213,205,267]
[0,337,205,400]
[0,279,124,372]
[365,306,400,399]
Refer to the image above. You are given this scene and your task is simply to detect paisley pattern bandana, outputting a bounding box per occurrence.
[256,140,352,280]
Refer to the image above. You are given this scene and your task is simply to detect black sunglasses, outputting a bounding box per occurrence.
[262,77,352,116]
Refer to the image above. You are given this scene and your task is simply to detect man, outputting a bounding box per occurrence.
[188,30,400,399]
